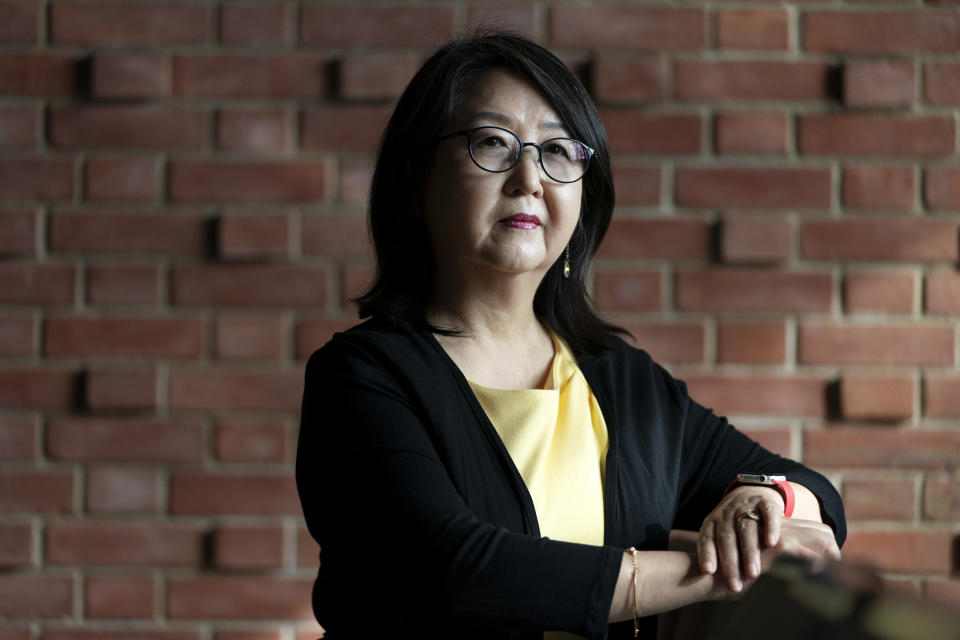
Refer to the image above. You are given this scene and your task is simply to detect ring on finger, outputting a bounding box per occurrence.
[735,510,761,527]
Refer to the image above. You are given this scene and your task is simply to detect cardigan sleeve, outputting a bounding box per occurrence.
[659,365,846,547]
[296,338,623,639]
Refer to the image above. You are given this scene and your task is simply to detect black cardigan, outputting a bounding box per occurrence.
[296,319,845,639]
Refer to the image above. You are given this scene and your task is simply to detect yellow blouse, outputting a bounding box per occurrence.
[468,332,609,547]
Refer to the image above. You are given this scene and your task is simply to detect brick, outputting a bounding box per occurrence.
[924,474,960,521]
[926,377,960,418]
[215,420,289,463]
[844,61,915,108]
[294,318,356,359]
[51,2,212,45]
[716,10,788,50]
[169,161,326,203]
[717,322,786,365]
[87,264,162,306]
[213,526,284,569]
[798,115,955,157]
[47,522,203,567]
[599,111,701,155]
[804,11,959,54]
[51,211,205,256]
[169,369,303,412]
[684,375,827,417]
[174,54,325,98]
[593,270,662,312]
[467,6,536,38]
[300,5,452,46]
[215,633,282,640]
[595,218,710,259]
[676,270,832,313]
[843,530,954,573]
[217,109,288,152]
[0,471,73,513]
[339,53,422,101]
[0,314,34,357]
[0,630,31,640]
[85,574,155,618]
[714,112,787,155]
[0,415,38,461]
[0,158,75,200]
[720,218,791,264]
[620,323,704,364]
[675,167,831,210]
[845,270,915,314]
[612,166,660,206]
[840,375,914,421]
[799,324,953,366]
[0,367,76,410]
[927,271,960,314]
[801,219,958,262]
[301,106,393,153]
[925,63,960,105]
[170,474,300,515]
[0,574,72,617]
[675,61,829,102]
[805,428,960,470]
[86,366,157,410]
[0,53,78,97]
[843,478,915,520]
[43,632,201,640]
[338,160,372,206]
[45,316,206,358]
[171,264,327,308]
[85,157,160,202]
[926,167,960,211]
[0,1,39,43]
[219,213,290,259]
[924,579,960,608]
[215,315,287,360]
[92,53,170,99]
[298,528,318,569]
[842,165,914,210]
[0,210,36,255]
[301,213,370,257]
[0,522,32,566]
[50,106,204,151]
[550,7,703,50]
[0,105,38,149]
[47,417,204,463]
[86,469,160,514]
[592,56,665,104]
[220,2,288,45]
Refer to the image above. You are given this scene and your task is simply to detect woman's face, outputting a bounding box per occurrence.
[423,69,583,285]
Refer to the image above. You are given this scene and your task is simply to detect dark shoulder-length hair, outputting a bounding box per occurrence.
[355,31,624,355]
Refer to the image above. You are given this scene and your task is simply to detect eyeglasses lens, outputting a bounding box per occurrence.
[468,127,590,182]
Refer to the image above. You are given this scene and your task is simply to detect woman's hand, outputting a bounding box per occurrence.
[697,485,787,593]
[697,486,841,593]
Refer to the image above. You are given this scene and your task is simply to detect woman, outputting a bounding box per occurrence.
[296,32,844,639]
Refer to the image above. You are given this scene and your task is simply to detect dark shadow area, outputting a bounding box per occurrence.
[824,378,842,422]
[825,63,844,104]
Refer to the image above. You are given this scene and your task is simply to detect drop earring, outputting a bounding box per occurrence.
[563,244,571,279]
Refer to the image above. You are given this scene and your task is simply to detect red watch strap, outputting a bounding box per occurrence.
[723,476,795,518]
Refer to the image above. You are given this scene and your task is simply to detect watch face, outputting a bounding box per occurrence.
[737,473,787,484]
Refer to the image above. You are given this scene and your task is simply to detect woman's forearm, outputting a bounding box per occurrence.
[607,549,725,622]
[789,482,824,521]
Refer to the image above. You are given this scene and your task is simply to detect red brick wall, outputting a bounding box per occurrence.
[2,2,959,636]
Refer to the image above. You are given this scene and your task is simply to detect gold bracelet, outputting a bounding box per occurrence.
[627,546,639,638]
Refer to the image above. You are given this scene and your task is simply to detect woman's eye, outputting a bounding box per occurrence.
[544,143,569,158]
[478,135,506,148]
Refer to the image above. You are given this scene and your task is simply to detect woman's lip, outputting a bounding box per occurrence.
[500,214,541,229]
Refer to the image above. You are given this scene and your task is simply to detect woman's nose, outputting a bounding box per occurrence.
[505,146,545,196]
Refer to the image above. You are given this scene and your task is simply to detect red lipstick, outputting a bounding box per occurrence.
[500,214,541,230]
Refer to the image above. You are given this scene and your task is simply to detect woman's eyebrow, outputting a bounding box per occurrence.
[468,111,567,132]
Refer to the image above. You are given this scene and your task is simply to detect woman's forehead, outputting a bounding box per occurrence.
[452,69,564,131]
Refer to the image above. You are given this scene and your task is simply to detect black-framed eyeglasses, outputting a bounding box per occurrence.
[436,126,595,184]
